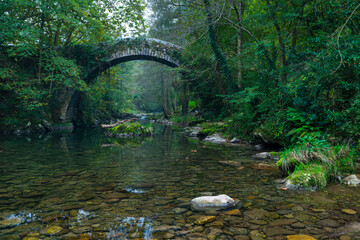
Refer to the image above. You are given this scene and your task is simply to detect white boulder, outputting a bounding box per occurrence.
[191,194,235,211]
[204,134,226,144]
[343,175,360,186]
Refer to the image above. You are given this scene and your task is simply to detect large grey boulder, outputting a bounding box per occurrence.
[190,194,235,211]
[204,134,226,144]
[343,175,360,186]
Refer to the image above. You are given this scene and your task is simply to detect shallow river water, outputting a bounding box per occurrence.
[0,125,359,240]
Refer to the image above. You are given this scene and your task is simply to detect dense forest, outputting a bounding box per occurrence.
[1,0,360,188]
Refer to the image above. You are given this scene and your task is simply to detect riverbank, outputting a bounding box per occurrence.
[167,113,360,191]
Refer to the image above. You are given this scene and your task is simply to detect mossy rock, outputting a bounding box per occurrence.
[270,152,280,157]
[107,122,154,137]
[287,163,328,189]
[253,127,277,144]
[276,157,298,170]
[197,122,230,137]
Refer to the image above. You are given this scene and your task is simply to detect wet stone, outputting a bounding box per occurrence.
[71,226,92,234]
[249,220,267,225]
[44,225,63,235]
[291,222,306,229]
[276,210,293,215]
[249,224,260,230]
[23,237,40,240]
[295,213,311,222]
[0,216,25,228]
[263,226,295,236]
[205,220,224,228]
[228,227,249,236]
[265,212,280,219]
[225,209,241,216]
[190,195,236,211]
[173,208,188,214]
[194,216,216,225]
[234,236,250,240]
[318,219,340,228]
[269,218,297,226]
[249,230,264,240]
[244,209,268,220]
[287,235,317,240]
[62,205,83,211]
[312,209,326,213]
[340,235,352,240]
[341,209,357,215]
[101,192,129,199]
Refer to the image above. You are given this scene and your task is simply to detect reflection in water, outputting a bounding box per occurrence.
[0,124,360,239]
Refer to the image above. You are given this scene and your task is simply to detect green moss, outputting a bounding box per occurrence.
[276,157,299,172]
[198,128,214,137]
[287,163,328,189]
[270,152,280,157]
[197,122,231,137]
[108,122,153,137]
[333,145,356,174]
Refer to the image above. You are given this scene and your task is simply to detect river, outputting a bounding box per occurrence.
[0,124,359,239]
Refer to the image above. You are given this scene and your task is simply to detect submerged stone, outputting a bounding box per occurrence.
[342,209,357,215]
[287,235,317,240]
[190,194,235,211]
[173,207,188,214]
[44,225,63,235]
[225,209,241,216]
[263,226,295,236]
[318,219,340,228]
[0,215,25,228]
[243,208,268,220]
[194,216,216,225]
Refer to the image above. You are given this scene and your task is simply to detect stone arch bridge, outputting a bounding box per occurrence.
[54,37,184,124]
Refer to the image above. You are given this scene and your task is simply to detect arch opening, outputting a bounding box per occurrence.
[85,55,179,84]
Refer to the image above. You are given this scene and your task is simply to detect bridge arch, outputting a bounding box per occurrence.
[84,38,182,83]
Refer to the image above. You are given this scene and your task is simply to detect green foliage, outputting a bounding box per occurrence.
[278,133,357,189]
[81,66,133,123]
[198,122,230,137]
[178,0,360,147]
[287,163,328,189]
[0,0,145,127]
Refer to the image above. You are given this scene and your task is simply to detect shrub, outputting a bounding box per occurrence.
[277,134,357,189]
[277,135,332,174]
[287,163,328,189]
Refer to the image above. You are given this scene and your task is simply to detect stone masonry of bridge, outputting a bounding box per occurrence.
[83,37,182,83]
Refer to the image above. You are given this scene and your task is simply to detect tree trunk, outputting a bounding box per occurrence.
[266,0,287,82]
[203,0,234,92]
[180,72,189,116]
[161,66,171,118]
[234,0,245,88]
